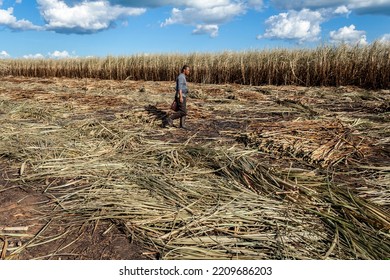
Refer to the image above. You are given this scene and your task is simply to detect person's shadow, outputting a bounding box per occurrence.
[145,105,169,128]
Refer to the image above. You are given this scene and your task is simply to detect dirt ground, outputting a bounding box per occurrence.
[0,76,389,259]
[0,160,148,260]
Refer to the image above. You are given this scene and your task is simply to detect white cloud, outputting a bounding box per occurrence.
[378,33,390,43]
[48,50,72,59]
[329,25,368,45]
[0,50,10,58]
[161,2,247,37]
[192,24,219,38]
[334,5,350,15]
[247,0,264,10]
[23,50,71,59]
[260,9,324,43]
[22,51,73,59]
[0,7,41,30]
[347,0,390,14]
[270,0,390,15]
[3,0,265,37]
[110,1,237,9]
[23,53,45,59]
[258,4,356,44]
[271,0,349,10]
[113,1,262,37]
[181,0,234,9]
[162,3,246,26]
[37,0,146,33]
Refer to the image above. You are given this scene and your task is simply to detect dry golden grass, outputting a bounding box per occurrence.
[1,43,389,89]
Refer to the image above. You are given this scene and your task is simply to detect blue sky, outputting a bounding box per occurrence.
[0,0,389,58]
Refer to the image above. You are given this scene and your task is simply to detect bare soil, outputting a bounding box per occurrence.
[0,160,147,260]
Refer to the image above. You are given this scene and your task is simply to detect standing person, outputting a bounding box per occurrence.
[166,65,190,129]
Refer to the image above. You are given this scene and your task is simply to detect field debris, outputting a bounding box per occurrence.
[238,119,370,167]
[0,76,389,260]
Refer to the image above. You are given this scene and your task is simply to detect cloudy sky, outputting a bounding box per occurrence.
[0,0,389,58]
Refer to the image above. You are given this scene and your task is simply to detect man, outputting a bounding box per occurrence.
[167,65,190,129]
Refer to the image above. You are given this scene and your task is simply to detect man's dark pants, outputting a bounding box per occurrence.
[170,96,187,127]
